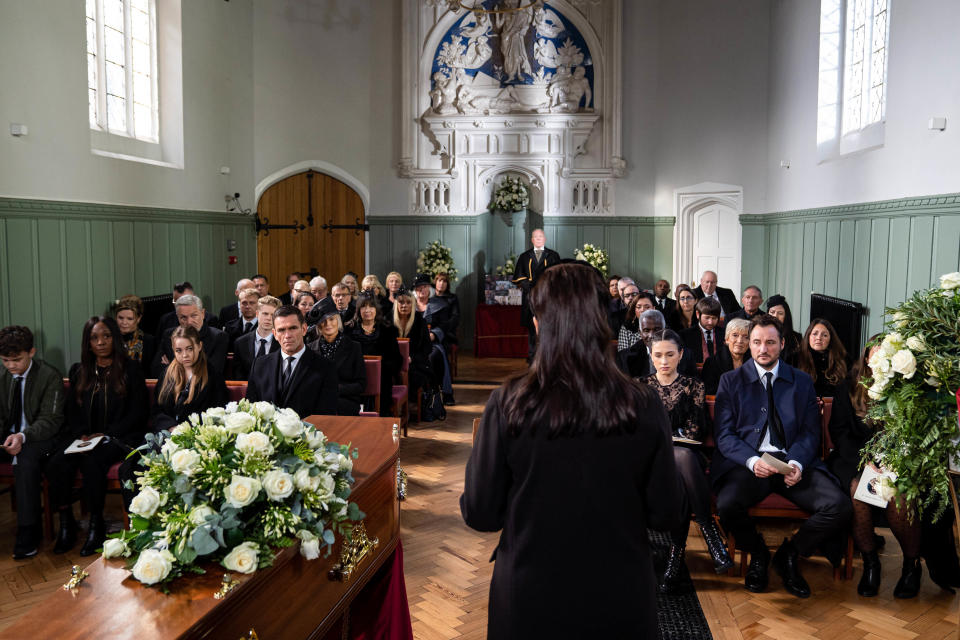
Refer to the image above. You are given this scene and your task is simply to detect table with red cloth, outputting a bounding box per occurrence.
[475,303,527,358]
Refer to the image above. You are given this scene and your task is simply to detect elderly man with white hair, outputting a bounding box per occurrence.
[151,294,229,377]
[219,277,255,327]
[693,270,741,318]
[309,276,328,301]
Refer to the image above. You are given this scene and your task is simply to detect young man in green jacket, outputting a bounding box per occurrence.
[0,326,65,559]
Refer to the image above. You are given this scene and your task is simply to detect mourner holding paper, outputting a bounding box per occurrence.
[640,329,734,593]
[712,314,851,599]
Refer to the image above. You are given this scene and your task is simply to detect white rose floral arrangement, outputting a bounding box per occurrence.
[416,240,458,282]
[861,271,960,518]
[105,400,361,589]
[573,243,610,278]
[489,176,529,213]
[494,254,517,279]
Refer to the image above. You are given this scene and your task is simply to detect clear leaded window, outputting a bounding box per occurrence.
[86,0,159,142]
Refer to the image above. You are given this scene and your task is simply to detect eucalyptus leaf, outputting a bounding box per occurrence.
[322,529,335,545]
[191,526,219,556]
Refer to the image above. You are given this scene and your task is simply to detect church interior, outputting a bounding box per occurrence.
[0,0,959,638]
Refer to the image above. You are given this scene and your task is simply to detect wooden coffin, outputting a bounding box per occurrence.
[1,416,401,640]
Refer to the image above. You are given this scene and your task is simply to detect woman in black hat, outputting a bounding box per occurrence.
[348,291,402,416]
[307,297,366,415]
[765,294,802,366]
[414,274,456,406]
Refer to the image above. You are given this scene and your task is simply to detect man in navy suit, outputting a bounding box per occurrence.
[712,315,850,598]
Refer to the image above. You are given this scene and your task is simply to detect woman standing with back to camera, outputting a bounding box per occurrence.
[461,263,680,639]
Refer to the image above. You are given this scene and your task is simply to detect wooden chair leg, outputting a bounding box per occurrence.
[42,478,53,541]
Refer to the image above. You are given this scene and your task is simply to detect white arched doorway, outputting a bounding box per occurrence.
[672,182,743,294]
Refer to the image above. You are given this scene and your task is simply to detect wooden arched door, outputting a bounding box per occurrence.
[256,170,366,293]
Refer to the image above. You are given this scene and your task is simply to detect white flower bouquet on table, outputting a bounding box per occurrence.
[494,254,517,279]
[573,243,610,278]
[489,176,529,213]
[416,240,458,281]
[106,400,361,589]
[861,272,960,518]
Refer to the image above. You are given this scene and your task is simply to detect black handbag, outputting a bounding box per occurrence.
[420,388,446,422]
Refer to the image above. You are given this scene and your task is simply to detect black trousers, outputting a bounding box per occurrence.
[714,464,852,556]
[47,439,127,518]
[0,437,56,529]
[671,446,713,545]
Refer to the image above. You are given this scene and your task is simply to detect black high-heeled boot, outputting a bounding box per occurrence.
[699,521,735,574]
[893,557,922,599]
[79,515,106,557]
[658,545,686,594]
[857,550,881,597]
[53,508,77,554]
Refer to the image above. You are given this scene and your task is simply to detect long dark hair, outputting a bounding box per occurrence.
[501,263,651,436]
[75,316,128,401]
[353,290,385,327]
[158,326,210,405]
[798,317,848,385]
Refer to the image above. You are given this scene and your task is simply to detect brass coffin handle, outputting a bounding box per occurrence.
[328,522,379,582]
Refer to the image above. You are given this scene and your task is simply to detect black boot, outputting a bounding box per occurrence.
[79,515,106,557]
[893,557,922,599]
[53,508,77,554]
[658,545,686,594]
[744,543,770,593]
[699,521,734,574]
[857,550,881,597]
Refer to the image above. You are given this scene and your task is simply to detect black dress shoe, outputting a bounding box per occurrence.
[53,510,78,554]
[772,538,811,598]
[658,545,686,594]
[12,526,38,560]
[857,550,881,597]
[893,557,922,599]
[79,516,106,557]
[744,545,770,593]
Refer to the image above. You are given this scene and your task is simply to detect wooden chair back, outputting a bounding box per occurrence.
[472,417,481,444]
[397,338,410,386]
[362,356,382,414]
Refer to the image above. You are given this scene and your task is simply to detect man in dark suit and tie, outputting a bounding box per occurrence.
[653,279,677,316]
[245,306,338,417]
[512,229,560,360]
[156,282,222,334]
[680,297,722,363]
[152,295,229,377]
[232,295,281,380]
[223,288,260,349]
[617,309,697,378]
[218,278,255,327]
[726,285,765,323]
[712,315,851,598]
[693,270,741,318]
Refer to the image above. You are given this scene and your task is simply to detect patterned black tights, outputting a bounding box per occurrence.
[849,478,921,557]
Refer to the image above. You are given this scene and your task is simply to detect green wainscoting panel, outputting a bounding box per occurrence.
[740,193,960,345]
[367,215,676,351]
[0,197,257,373]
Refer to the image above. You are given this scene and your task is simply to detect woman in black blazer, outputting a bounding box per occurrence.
[461,263,680,638]
[151,326,229,431]
[424,273,460,346]
[309,297,365,415]
[114,294,156,376]
[50,316,148,556]
[701,317,752,395]
[348,291,402,417]
[798,317,848,397]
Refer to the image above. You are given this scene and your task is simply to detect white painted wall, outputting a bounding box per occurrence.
[766,0,960,212]
[0,0,254,212]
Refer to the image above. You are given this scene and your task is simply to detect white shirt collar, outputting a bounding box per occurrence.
[753,359,780,385]
[17,360,33,382]
[281,344,306,362]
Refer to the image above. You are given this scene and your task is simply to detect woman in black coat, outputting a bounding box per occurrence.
[461,263,680,638]
[348,291,402,417]
[701,317,752,395]
[50,316,148,556]
[114,294,156,376]
[424,272,460,346]
[309,298,365,415]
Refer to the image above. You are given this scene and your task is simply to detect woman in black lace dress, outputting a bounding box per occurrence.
[641,329,733,592]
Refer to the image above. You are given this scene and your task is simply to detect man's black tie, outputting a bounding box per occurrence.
[243,321,253,334]
[705,330,714,358]
[280,356,294,392]
[764,372,786,449]
[256,338,267,359]
[8,376,23,433]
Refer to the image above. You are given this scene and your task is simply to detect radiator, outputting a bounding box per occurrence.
[141,293,173,336]
[809,293,865,360]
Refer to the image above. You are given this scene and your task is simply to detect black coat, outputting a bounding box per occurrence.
[655,297,677,316]
[693,285,741,316]
[460,386,681,638]
[825,379,872,486]
[401,312,435,391]
[308,336,366,416]
[65,363,148,446]
[151,366,229,432]
[701,344,739,396]
[157,309,221,335]
[152,324,229,378]
[725,308,764,323]
[616,339,698,379]
[348,323,402,382]
[245,348,338,417]
[121,331,156,377]
[512,246,561,327]
[424,294,460,345]
[218,303,240,328]
[223,316,258,350]
[232,331,280,381]
[680,324,721,364]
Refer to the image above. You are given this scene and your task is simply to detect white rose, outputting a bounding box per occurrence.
[170,423,191,436]
[317,472,336,497]
[253,401,276,420]
[890,349,917,379]
[262,469,295,501]
[879,341,897,358]
[275,410,303,439]
[222,541,259,574]
[296,530,320,560]
[294,467,321,492]
[129,486,163,518]
[102,538,129,559]
[131,549,175,585]
[170,449,201,476]
[868,351,891,374]
[320,451,342,471]
[205,407,226,420]
[337,453,353,474]
[224,475,262,509]
[224,401,239,413]
[304,428,326,450]
[905,335,926,352]
[189,504,216,526]
[891,311,908,328]
[939,271,960,290]
[160,439,180,457]
[223,411,256,434]
[235,431,273,456]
